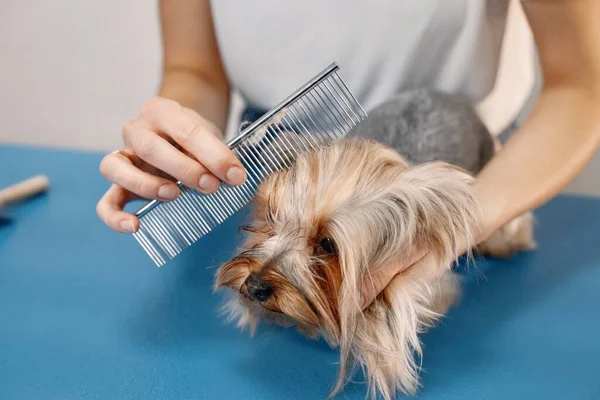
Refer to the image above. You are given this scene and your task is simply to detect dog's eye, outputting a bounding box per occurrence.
[319,237,336,255]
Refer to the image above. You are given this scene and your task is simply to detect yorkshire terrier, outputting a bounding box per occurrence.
[214,89,535,399]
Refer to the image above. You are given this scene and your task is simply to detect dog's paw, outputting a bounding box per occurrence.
[477,212,536,259]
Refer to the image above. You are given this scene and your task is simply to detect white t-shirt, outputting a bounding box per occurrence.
[210,0,534,132]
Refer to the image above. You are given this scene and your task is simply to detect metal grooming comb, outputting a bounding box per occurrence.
[132,63,367,266]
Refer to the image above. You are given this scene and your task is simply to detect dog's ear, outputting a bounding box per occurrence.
[336,272,461,400]
[386,161,481,274]
[329,161,481,399]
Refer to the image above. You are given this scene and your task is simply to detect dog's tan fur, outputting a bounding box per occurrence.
[215,137,534,399]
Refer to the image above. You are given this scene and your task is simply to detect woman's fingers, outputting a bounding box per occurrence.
[360,248,428,310]
[96,184,139,233]
[99,150,180,201]
[123,125,221,194]
[98,96,246,233]
[139,97,246,186]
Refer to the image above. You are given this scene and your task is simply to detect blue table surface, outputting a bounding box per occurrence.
[1,143,599,400]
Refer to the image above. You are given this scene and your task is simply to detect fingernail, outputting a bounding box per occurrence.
[198,174,220,193]
[226,166,246,185]
[158,184,179,201]
[120,219,136,233]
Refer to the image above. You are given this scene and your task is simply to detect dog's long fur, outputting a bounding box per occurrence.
[214,89,535,399]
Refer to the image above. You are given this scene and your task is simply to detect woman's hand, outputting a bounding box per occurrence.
[360,249,429,310]
[96,96,246,233]
[359,226,482,310]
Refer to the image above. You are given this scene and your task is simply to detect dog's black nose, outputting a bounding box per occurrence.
[245,274,274,302]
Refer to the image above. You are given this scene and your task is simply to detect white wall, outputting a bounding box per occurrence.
[1,1,161,151]
[0,1,597,196]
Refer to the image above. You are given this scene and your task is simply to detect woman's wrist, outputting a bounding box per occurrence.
[159,69,230,135]
[471,179,506,246]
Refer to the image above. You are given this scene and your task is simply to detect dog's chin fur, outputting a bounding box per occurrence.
[214,137,533,400]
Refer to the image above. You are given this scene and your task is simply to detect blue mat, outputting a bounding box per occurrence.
[1,144,599,399]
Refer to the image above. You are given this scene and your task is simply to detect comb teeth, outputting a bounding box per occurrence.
[132,63,367,266]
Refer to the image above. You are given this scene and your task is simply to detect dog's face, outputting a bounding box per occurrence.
[215,137,480,399]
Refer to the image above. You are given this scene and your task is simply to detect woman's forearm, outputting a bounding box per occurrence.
[158,69,230,138]
[157,0,231,137]
[474,84,600,240]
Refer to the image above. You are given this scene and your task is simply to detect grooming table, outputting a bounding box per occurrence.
[1,144,599,400]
